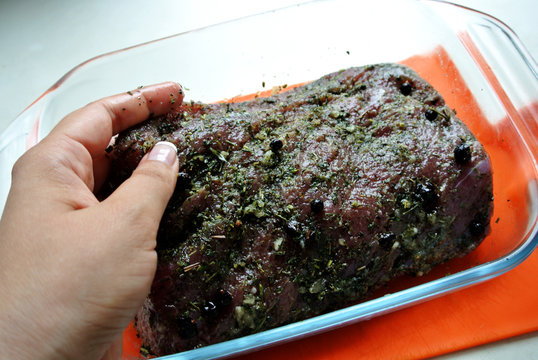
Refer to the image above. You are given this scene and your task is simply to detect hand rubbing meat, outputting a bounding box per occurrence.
[102,64,493,355]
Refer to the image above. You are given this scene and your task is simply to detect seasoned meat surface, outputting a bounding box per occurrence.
[105,64,493,355]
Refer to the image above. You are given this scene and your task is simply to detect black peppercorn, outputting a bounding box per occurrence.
[454,143,472,164]
[270,139,283,152]
[215,288,232,307]
[310,199,324,213]
[201,301,218,319]
[400,82,412,96]
[177,317,197,339]
[425,109,438,121]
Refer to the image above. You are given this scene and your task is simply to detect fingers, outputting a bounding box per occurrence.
[25,82,183,196]
[8,83,182,213]
[50,82,183,159]
[103,142,179,247]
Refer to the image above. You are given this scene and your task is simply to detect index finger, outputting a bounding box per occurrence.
[50,82,183,158]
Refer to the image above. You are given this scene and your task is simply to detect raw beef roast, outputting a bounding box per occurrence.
[104,64,493,355]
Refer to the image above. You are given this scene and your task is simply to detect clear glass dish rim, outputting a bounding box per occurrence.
[2,1,538,359]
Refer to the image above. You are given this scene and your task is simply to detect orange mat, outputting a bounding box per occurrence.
[122,44,538,359]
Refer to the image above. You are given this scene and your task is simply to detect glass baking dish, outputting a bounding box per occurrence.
[1,0,537,359]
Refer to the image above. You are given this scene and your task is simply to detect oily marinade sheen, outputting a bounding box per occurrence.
[105,64,493,355]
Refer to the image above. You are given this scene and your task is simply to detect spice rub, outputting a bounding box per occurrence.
[105,63,493,355]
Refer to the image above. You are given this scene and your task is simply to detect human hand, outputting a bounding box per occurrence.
[0,82,183,359]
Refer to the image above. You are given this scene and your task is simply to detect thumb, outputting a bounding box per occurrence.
[104,141,179,240]
[99,335,123,360]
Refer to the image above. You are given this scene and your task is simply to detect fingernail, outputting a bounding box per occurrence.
[147,141,177,166]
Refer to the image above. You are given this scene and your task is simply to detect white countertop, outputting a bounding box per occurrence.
[0,0,536,358]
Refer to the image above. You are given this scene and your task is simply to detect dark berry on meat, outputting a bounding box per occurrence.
[414,181,439,212]
[177,317,197,339]
[270,139,283,152]
[378,233,396,251]
[215,289,232,307]
[310,199,324,213]
[201,301,218,319]
[425,109,438,120]
[454,144,472,164]
[285,220,301,236]
[400,82,412,95]
[470,221,486,236]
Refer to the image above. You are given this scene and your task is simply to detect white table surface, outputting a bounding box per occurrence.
[1,0,537,358]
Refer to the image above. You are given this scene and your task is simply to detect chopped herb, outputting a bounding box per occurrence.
[184,262,200,272]
[210,147,228,162]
